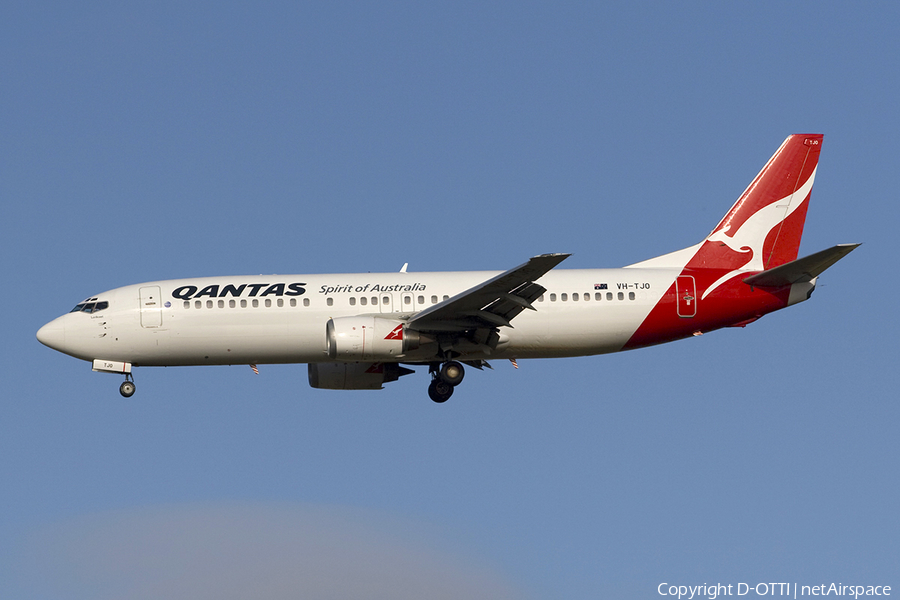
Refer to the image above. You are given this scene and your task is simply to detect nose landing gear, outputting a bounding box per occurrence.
[119,374,136,398]
[428,360,465,403]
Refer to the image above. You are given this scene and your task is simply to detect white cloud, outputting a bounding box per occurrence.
[15,503,525,600]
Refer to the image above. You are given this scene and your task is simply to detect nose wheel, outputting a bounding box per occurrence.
[428,361,465,403]
[119,374,136,398]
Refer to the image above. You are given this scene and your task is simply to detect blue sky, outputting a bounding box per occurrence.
[2,2,897,598]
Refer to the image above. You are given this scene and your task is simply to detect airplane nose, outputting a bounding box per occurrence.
[37,319,65,350]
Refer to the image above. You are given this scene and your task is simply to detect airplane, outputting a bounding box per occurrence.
[37,134,858,403]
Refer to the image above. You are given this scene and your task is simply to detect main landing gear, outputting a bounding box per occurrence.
[119,373,136,398]
[428,361,465,403]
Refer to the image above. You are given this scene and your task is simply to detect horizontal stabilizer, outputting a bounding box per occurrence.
[743,243,860,287]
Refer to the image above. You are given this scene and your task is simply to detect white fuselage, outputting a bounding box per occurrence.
[39,267,681,367]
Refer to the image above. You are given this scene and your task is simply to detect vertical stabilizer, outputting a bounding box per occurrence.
[696,134,822,271]
[625,135,823,276]
[686,134,823,298]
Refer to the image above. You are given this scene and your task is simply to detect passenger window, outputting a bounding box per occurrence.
[629,292,635,300]
[606,292,613,301]
[350,297,356,306]
[303,298,310,307]
[550,293,557,302]
[431,295,438,304]
[443,295,449,301]
[404,296,411,305]
[617,292,624,301]
[229,299,236,308]
[290,298,296,307]
[241,299,247,308]
[218,300,224,308]
[195,300,202,309]
[184,301,190,309]
[371,296,378,305]
[583,293,589,301]
[277,298,284,307]
[382,296,389,305]
[561,293,568,301]
[327,298,333,306]
[595,293,602,301]
[360,297,367,306]
[206,300,213,308]
[572,293,579,302]
[264,299,271,307]
[252,299,259,308]
[538,295,544,302]
[418,295,424,304]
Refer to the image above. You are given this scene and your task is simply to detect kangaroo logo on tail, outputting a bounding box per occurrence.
[682,134,822,299]
[702,165,817,298]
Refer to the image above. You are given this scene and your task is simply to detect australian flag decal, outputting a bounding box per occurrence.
[594,283,608,290]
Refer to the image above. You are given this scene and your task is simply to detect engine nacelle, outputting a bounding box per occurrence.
[326,316,421,360]
[308,362,414,390]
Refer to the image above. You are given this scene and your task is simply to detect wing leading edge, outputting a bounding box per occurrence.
[408,253,570,332]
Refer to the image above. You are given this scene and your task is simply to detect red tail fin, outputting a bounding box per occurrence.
[692,134,822,273]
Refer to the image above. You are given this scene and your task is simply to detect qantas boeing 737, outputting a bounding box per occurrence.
[37,134,858,402]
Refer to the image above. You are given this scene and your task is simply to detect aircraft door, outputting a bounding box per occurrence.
[675,276,697,318]
[139,286,163,327]
[379,293,394,313]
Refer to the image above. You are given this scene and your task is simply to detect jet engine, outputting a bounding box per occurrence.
[308,362,414,390]
[326,316,423,360]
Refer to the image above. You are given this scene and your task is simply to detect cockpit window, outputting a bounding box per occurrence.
[69,301,109,313]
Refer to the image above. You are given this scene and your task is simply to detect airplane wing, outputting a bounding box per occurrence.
[407,253,570,332]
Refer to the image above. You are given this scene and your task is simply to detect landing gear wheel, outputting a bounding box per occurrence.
[428,379,453,403]
[119,380,136,398]
[439,361,465,386]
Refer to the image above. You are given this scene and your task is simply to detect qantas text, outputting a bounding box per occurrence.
[171,283,307,300]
